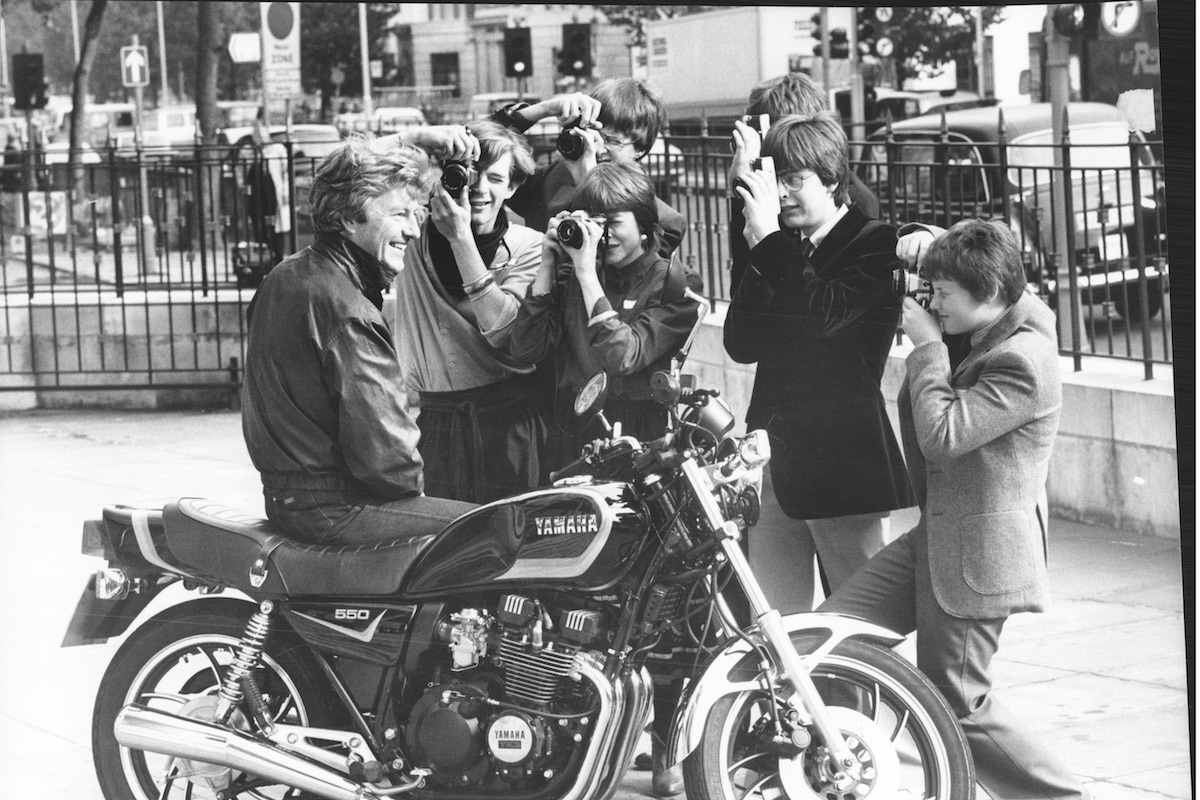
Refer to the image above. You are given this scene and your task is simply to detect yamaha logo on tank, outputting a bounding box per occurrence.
[533,514,600,536]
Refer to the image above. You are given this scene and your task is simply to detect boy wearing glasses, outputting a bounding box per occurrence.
[724,111,915,612]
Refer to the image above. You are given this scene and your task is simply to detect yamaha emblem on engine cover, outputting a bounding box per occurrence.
[486,712,540,764]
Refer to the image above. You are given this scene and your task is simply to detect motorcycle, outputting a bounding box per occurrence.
[64,302,974,800]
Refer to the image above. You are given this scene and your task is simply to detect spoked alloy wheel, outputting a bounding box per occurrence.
[683,639,974,800]
[93,602,330,800]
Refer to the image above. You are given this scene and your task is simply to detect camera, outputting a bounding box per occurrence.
[892,268,932,309]
[734,155,776,193]
[556,124,590,161]
[742,113,770,135]
[730,114,770,153]
[440,160,476,196]
[556,216,606,249]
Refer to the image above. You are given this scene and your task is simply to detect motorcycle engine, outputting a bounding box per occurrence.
[405,595,607,788]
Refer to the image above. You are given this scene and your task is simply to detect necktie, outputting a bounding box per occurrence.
[800,239,815,260]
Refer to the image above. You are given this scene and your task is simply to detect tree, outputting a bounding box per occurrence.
[595,4,720,48]
[881,6,1006,88]
[299,2,395,118]
[67,0,107,187]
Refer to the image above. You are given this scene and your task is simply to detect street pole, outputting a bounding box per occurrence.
[70,0,81,64]
[358,3,373,118]
[156,0,169,105]
[973,6,985,96]
[0,2,8,120]
[1045,7,1085,365]
[132,34,156,276]
[848,7,865,157]
[820,7,831,97]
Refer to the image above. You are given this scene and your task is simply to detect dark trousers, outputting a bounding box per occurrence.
[818,524,1090,800]
[265,486,475,546]
[418,375,545,504]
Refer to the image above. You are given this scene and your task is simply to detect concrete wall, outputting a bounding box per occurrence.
[0,293,1179,539]
[0,291,246,411]
[689,306,1180,540]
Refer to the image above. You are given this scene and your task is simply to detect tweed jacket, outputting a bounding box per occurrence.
[900,290,1062,619]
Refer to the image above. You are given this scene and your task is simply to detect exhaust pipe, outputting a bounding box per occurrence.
[114,704,381,800]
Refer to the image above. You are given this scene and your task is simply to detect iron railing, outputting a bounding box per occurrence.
[0,121,1171,393]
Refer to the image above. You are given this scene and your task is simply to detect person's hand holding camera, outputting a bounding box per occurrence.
[423,125,480,163]
[556,211,602,281]
[896,227,939,271]
[729,119,763,193]
[551,93,602,130]
[430,181,472,243]
[735,166,782,249]
[901,295,941,346]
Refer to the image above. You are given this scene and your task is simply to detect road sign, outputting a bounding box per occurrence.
[260,1,302,105]
[1100,1,1140,36]
[120,45,150,88]
[228,32,261,64]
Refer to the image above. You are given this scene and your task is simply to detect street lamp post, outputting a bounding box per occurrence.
[359,3,373,118]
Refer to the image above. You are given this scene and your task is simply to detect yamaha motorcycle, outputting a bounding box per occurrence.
[64,303,974,800]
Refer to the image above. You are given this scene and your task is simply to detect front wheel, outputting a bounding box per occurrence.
[683,638,974,800]
[92,600,334,800]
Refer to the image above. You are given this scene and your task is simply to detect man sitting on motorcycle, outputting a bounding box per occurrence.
[241,132,477,544]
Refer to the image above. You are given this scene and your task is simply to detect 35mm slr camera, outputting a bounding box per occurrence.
[556,125,590,161]
[556,216,607,249]
[892,268,932,309]
[440,161,476,196]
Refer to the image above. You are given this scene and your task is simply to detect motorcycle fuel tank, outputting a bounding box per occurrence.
[404,481,647,596]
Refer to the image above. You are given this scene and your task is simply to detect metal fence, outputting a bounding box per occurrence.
[0,120,1171,394]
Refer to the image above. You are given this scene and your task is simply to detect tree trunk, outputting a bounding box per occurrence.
[196,0,223,146]
[68,0,108,190]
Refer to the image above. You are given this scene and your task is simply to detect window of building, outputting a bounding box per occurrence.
[431,52,461,98]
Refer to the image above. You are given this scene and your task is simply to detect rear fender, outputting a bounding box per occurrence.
[61,572,163,647]
[667,612,905,764]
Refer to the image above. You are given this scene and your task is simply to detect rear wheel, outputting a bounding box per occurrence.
[92,601,333,800]
[683,639,974,800]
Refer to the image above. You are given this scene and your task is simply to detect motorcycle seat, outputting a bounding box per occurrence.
[163,498,436,597]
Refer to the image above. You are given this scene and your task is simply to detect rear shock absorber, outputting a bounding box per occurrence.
[215,600,274,723]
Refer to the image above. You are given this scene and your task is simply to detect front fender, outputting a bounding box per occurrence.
[666,612,904,764]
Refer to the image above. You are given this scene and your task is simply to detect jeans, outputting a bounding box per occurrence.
[265,487,476,546]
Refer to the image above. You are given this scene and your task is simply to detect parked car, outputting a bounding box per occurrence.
[859,102,1167,320]
[372,106,427,134]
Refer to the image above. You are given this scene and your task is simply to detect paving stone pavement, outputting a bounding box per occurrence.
[0,409,1190,800]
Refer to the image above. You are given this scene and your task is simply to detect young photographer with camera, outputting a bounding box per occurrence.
[820,220,1089,800]
[486,160,696,465]
[490,80,689,265]
[390,120,548,503]
[723,111,915,613]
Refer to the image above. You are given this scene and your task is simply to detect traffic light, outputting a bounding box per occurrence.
[829,28,850,60]
[859,7,896,58]
[13,53,48,111]
[559,23,592,77]
[857,9,876,57]
[504,27,533,79]
[1052,3,1100,38]
[810,12,823,58]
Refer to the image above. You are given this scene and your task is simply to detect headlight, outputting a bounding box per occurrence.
[95,568,130,600]
[738,430,771,470]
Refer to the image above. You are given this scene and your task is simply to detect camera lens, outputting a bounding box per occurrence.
[557,218,584,249]
[441,162,471,194]
[556,129,586,161]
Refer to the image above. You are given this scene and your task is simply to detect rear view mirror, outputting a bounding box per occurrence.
[574,372,608,418]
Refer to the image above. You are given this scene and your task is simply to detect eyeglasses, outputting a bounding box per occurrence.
[778,170,819,191]
[599,132,637,149]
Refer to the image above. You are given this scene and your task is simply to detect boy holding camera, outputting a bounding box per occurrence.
[724,112,915,613]
[490,79,690,267]
[820,220,1089,800]
[390,120,549,504]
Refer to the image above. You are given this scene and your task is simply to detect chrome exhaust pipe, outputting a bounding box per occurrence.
[114,704,381,800]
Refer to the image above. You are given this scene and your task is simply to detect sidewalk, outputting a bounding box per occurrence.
[0,408,1189,800]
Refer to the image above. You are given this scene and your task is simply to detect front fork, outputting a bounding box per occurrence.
[680,459,864,781]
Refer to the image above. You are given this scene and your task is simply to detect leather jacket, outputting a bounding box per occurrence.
[241,233,424,499]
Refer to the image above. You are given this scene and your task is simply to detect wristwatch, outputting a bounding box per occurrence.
[495,102,532,132]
